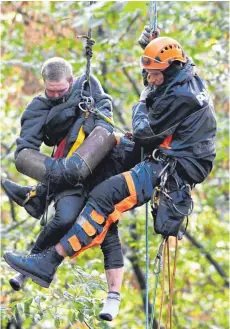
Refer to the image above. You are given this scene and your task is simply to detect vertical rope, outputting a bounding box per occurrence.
[145,197,149,329]
[149,0,157,31]
[153,1,157,31]
[141,146,149,329]
[79,2,95,99]
[150,271,160,328]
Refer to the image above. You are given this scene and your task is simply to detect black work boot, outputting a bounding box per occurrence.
[1,179,48,219]
[9,273,28,291]
[3,247,63,288]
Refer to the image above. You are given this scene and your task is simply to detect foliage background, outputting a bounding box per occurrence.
[1,1,229,329]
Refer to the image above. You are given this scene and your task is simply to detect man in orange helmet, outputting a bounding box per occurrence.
[4,28,217,318]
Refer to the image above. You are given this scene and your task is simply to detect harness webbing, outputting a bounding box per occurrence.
[67,126,86,157]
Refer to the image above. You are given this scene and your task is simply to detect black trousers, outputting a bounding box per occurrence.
[60,159,187,257]
[30,145,127,269]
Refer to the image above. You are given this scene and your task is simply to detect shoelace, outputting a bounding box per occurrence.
[25,248,52,259]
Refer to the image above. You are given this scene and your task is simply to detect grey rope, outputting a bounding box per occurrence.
[149,0,157,31]
[78,1,95,99]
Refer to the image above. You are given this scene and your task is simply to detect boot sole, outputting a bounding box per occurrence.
[9,278,21,291]
[3,254,50,288]
[99,313,113,321]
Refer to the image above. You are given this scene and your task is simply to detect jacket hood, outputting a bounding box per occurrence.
[147,57,195,99]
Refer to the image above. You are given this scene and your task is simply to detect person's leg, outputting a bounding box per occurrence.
[99,222,124,321]
[9,194,86,290]
[31,195,86,253]
[4,160,164,287]
[4,172,131,288]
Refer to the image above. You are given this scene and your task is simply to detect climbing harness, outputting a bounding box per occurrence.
[148,147,193,326]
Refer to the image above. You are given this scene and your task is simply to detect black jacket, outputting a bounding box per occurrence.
[132,60,217,184]
[15,74,113,158]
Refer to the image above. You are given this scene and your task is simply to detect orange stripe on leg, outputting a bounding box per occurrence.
[90,210,105,224]
[68,235,81,252]
[82,220,97,236]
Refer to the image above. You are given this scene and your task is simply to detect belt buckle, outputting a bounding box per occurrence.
[152,149,161,161]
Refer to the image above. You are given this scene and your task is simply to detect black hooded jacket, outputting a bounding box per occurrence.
[132,59,217,184]
[15,74,113,158]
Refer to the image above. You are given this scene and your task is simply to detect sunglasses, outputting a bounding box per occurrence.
[140,55,170,66]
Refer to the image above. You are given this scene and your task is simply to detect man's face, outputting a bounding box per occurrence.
[45,78,73,98]
[146,69,164,86]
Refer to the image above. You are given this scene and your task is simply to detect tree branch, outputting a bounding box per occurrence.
[185,231,228,287]
[122,66,141,97]
[1,179,17,222]
[1,217,30,234]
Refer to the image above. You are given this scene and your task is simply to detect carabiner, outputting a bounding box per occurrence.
[153,237,167,274]
[152,149,161,161]
[78,102,88,112]
[153,254,163,274]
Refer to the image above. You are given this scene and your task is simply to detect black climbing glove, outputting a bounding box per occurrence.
[138,26,152,49]
[138,25,160,49]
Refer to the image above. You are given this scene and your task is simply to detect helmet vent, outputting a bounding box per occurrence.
[155,56,162,62]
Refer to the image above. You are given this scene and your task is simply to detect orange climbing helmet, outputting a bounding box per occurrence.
[140,37,186,71]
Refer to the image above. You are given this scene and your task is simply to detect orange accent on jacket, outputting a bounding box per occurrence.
[160,135,172,149]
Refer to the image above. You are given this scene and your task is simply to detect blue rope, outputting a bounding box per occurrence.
[145,200,149,329]
[141,146,149,329]
[146,3,158,329]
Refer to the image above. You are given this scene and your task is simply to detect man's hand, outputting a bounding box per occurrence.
[138,26,160,49]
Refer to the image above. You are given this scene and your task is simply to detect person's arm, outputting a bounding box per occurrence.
[132,92,201,147]
[15,97,50,159]
[132,101,164,147]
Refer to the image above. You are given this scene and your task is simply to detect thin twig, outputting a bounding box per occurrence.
[2,217,30,234]
[185,231,228,287]
[84,320,93,329]
[122,66,141,97]
[1,179,17,222]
